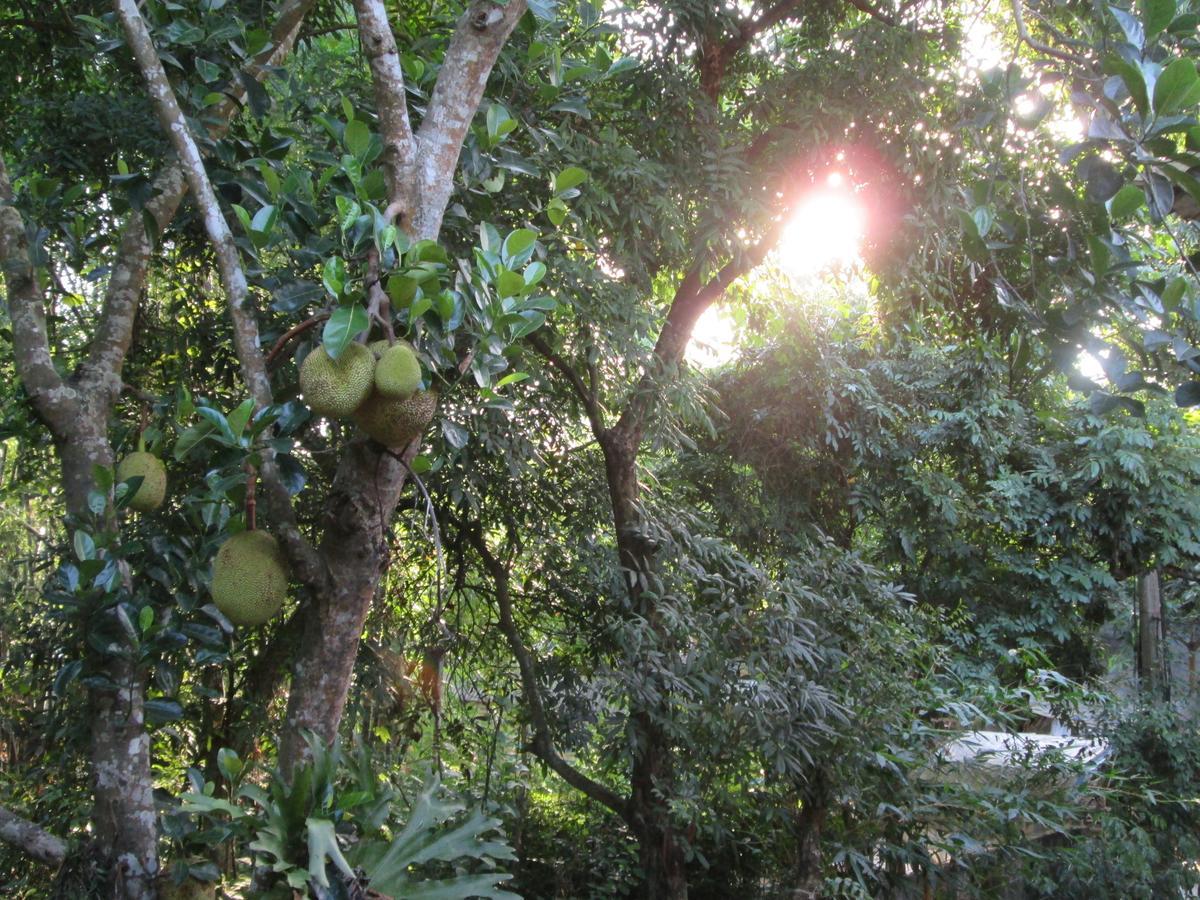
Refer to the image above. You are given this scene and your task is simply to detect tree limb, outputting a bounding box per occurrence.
[1009,0,1086,65]
[115,0,326,590]
[467,527,633,824]
[610,219,785,445]
[82,0,316,400]
[352,0,418,221]
[528,332,606,439]
[0,152,79,436]
[413,0,528,239]
[0,804,67,868]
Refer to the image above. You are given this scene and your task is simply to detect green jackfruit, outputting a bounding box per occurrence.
[299,342,375,418]
[353,389,437,447]
[116,452,167,512]
[211,531,288,627]
[370,340,422,399]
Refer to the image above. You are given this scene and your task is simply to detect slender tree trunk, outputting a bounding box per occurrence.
[1137,569,1165,699]
[600,431,689,900]
[790,773,828,899]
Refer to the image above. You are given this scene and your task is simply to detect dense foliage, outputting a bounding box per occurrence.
[1,0,1199,897]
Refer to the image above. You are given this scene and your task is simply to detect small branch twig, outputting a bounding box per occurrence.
[1010,0,1087,65]
[467,526,632,824]
[244,461,257,531]
[265,312,329,368]
[528,333,606,439]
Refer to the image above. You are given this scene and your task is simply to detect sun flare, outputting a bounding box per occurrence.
[777,180,866,276]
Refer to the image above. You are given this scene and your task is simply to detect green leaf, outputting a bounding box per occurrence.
[1102,55,1149,116]
[1140,0,1176,38]
[496,269,526,298]
[495,372,529,390]
[1109,183,1145,219]
[227,398,257,440]
[344,119,370,157]
[486,103,517,140]
[387,275,419,306]
[353,779,517,898]
[74,530,95,562]
[553,167,588,194]
[322,256,347,298]
[217,748,243,781]
[322,305,369,360]
[409,296,433,321]
[524,261,547,286]
[195,406,237,445]
[174,421,216,460]
[306,818,357,888]
[144,698,184,724]
[138,605,154,633]
[501,229,538,266]
[1176,381,1200,406]
[1153,58,1200,115]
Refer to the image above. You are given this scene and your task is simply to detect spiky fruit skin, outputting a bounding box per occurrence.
[372,341,422,399]
[299,342,375,418]
[211,531,288,627]
[353,389,437,447]
[116,452,167,512]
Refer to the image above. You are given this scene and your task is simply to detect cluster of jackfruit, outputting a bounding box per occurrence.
[299,338,436,447]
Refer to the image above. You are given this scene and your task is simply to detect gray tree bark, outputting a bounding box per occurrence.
[0,2,314,889]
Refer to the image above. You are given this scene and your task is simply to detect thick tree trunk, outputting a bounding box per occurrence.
[61,425,160,899]
[278,439,414,772]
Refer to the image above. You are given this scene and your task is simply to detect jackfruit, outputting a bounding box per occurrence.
[353,389,437,447]
[370,340,422,399]
[299,342,375,418]
[211,531,288,627]
[116,452,167,512]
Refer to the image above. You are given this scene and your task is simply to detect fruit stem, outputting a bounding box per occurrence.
[243,460,257,532]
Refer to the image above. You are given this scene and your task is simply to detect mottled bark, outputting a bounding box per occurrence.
[411,0,528,239]
[279,438,415,770]
[2,0,313,884]
[0,805,67,868]
[278,0,524,772]
[352,0,418,219]
[1138,569,1166,699]
[88,655,158,897]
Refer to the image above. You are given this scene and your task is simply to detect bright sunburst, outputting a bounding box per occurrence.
[776,175,866,276]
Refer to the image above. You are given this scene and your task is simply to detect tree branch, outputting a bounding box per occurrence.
[81,0,317,401]
[1009,0,1086,65]
[528,333,606,439]
[115,0,326,591]
[0,153,79,436]
[610,220,784,444]
[352,0,418,222]
[844,0,902,28]
[699,0,805,99]
[467,527,632,824]
[0,804,67,868]
[412,0,528,240]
